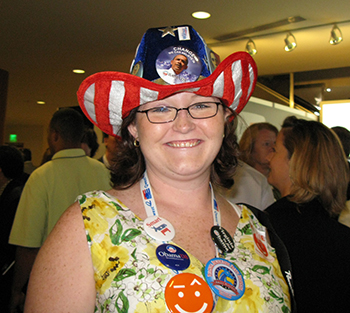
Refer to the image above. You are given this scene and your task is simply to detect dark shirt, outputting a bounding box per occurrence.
[0,176,27,309]
[266,197,350,312]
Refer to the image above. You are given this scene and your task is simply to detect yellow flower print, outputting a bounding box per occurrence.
[92,236,130,294]
[135,298,167,313]
[82,198,119,239]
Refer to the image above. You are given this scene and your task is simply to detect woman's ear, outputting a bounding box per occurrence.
[127,122,138,139]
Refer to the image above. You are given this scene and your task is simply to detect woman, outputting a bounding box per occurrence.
[266,116,350,312]
[24,25,293,313]
[239,122,278,177]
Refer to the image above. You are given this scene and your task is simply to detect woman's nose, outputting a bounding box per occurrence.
[172,109,195,132]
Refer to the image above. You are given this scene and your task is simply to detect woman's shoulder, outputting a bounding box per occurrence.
[265,197,294,213]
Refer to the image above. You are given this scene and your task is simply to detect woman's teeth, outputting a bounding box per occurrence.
[168,140,200,148]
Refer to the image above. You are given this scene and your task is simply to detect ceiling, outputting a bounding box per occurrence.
[1,0,350,128]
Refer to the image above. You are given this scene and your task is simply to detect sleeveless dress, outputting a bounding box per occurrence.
[78,190,291,312]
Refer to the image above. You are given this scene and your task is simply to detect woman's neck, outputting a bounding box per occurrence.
[145,169,212,215]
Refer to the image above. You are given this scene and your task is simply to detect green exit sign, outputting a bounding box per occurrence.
[9,134,17,142]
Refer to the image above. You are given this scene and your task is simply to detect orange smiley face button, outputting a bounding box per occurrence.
[165,273,214,313]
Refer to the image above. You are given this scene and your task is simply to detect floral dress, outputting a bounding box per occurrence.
[78,190,291,313]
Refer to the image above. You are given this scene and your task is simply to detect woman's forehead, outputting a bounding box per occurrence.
[141,92,220,108]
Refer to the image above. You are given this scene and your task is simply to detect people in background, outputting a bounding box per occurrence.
[21,148,37,175]
[0,146,28,312]
[217,159,275,210]
[266,116,350,312]
[331,126,350,226]
[24,25,294,313]
[8,108,111,312]
[98,132,120,168]
[239,122,279,200]
[39,147,52,165]
[332,126,350,159]
[239,122,278,177]
[81,128,99,158]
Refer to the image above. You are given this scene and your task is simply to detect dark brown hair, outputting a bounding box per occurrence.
[110,105,239,190]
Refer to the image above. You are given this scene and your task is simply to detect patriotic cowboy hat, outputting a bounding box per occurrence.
[77,25,258,137]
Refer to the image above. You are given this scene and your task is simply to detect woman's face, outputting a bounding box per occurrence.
[251,129,276,168]
[128,92,229,181]
[267,131,292,197]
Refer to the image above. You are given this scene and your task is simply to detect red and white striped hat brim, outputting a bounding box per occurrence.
[77,51,257,137]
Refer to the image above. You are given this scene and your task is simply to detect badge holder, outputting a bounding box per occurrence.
[205,185,246,301]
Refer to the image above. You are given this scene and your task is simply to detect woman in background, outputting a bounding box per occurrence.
[239,122,278,177]
[266,116,350,312]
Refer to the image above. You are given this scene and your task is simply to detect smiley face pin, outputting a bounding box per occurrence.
[165,273,214,313]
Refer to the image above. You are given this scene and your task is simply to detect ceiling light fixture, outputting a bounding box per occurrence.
[329,24,343,45]
[192,11,211,19]
[73,69,85,74]
[284,32,297,52]
[37,101,45,105]
[245,39,257,56]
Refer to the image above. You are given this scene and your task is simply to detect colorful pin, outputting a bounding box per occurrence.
[143,216,175,241]
[165,273,214,313]
[156,244,190,271]
[205,258,245,301]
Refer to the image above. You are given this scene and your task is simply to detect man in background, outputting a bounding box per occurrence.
[9,108,111,312]
[98,132,119,168]
[21,148,37,175]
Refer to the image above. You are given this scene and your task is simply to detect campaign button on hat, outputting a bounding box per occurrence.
[165,273,213,313]
[143,216,175,241]
[205,258,245,301]
[156,244,190,270]
[210,226,235,253]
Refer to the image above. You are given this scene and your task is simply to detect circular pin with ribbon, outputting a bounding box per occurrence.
[205,258,245,301]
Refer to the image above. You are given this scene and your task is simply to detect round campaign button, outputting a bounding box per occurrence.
[205,258,245,301]
[165,273,213,313]
[156,244,190,271]
[210,226,235,253]
[143,216,175,242]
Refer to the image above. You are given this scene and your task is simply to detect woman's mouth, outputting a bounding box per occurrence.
[167,140,201,148]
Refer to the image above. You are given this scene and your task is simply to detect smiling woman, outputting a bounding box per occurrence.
[24,25,295,313]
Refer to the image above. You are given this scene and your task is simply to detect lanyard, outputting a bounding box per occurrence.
[139,171,222,257]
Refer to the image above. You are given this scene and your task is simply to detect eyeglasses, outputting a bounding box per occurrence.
[137,102,221,124]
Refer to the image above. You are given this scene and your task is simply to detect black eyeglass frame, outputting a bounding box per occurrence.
[136,102,222,124]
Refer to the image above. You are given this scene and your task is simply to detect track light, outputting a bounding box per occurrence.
[245,39,257,55]
[284,32,297,52]
[330,24,343,45]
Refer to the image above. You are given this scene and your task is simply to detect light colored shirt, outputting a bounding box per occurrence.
[218,160,275,210]
[9,149,111,247]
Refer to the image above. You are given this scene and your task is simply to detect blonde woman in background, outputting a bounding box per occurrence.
[266,116,350,312]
